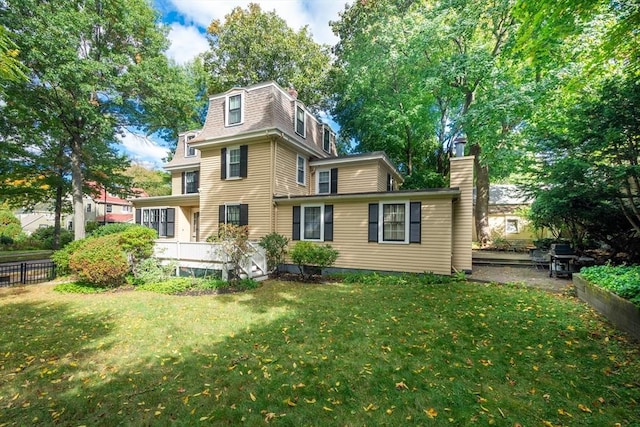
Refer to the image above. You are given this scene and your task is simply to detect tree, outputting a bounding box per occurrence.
[0,0,202,241]
[0,25,26,85]
[204,3,332,109]
[331,0,531,245]
[124,165,171,197]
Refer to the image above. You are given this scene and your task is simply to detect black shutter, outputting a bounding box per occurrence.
[166,208,175,238]
[135,209,141,224]
[240,145,248,178]
[194,170,200,192]
[324,205,333,241]
[221,147,227,179]
[409,202,421,243]
[239,204,249,226]
[330,168,338,194]
[219,205,226,224]
[292,206,301,240]
[368,203,378,242]
[181,172,186,194]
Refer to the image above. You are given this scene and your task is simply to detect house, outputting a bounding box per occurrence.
[473,184,551,243]
[131,81,474,276]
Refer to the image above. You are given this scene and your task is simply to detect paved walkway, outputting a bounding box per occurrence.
[468,265,573,294]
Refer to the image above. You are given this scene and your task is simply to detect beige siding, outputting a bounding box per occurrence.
[376,163,398,191]
[334,161,379,194]
[450,156,474,272]
[171,172,182,195]
[273,142,310,196]
[199,141,273,240]
[276,198,454,275]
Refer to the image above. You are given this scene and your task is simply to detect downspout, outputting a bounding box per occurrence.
[270,138,276,233]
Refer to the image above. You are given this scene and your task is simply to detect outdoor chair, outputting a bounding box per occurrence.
[530,249,549,270]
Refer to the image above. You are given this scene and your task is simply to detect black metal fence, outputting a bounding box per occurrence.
[0,261,56,287]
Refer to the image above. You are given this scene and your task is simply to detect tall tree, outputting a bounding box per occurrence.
[0,0,202,241]
[0,25,26,85]
[204,3,332,109]
[331,0,530,245]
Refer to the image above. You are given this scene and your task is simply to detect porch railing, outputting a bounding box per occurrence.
[153,241,268,280]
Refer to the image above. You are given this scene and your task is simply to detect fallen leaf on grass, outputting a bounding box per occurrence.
[395,381,409,390]
[578,404,592,413]
[424,408,438,418]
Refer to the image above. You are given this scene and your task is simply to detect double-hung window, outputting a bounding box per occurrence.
[106,204,113,213]
[382,203,406,242]
[317,170,330,194]
[226,93,243,126]
[218,203,248,226]
[368,201,421,244]
[185,134,196,157]
[86,203,92,213]
[221,145,248,179]
[183,170,199,194]
[295,104,306,137]
[297,155,306,185]
[323,126,332,152]
[292,204,333,242]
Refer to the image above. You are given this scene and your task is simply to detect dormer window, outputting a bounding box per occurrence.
[226,93,243,126]
[323,126,332,152]
[295,104,306,137]
[185,134,196,157]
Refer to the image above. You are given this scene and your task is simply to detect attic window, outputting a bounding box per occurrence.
[226,93,243,126]
[295,104,306,137]
[185,134,196,157]
[323,126,332,152]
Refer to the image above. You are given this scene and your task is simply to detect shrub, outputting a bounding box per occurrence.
[290,241,339,281]
[54,282,108,294]
[52,239,87,275]
[118,225,157,270]
[580,265,640,307]
[136,277,198,294]
[89,222,139,238]
[68,234,129,287]
[207,224,252,281]
[0,208,22,241]
[30,226,73,250]
[259,232,289,273]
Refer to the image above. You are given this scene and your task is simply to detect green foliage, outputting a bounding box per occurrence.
[258,232,289,273]
[53,282,108,294]
[124,165,171,197]
[129,257,175,286]
[339,271,458,286]
[88,223,139,238]
[51,239,85,276]
[136,277,199,295]
[30,226,73,250]
[203,3,331,109]
[68,234,129,287]
[0,208,22,240]
[118,225,157,265]
[290,241,339,280]
[580,265,640,307]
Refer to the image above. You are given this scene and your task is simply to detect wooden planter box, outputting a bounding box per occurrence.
[573,274,640,341]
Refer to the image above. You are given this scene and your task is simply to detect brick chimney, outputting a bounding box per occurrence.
[288,84,298,99]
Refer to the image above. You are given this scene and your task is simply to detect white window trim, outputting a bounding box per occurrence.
[225,93,244,127]
[226,145,242,180]
[301,204,324,242]
[322,125,332,152]
[297,155,306,185]
[295,103,306,137]
[378,201,410,244]
[185,134,197,157]
[316,169,330,194]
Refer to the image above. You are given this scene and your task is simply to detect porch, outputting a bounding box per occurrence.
[153,240,268,280]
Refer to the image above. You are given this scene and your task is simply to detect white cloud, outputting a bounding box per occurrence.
[166,23,210,64]
[119,130,170,169]
[165,1,347,50]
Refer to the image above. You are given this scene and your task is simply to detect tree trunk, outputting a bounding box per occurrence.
[52,181,63,249]
[469,143,490,246]
[71,138,85,240]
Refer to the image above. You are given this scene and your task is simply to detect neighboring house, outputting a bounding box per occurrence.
[17,187,144,235]
[131,81,474,275]
[473,184,548,242]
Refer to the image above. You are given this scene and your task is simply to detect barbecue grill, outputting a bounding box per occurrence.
[549,243,577,278]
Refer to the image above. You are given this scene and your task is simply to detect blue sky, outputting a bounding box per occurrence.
[122,0,346,168]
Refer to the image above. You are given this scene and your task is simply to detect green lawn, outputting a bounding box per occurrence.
[0,279,638,426]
